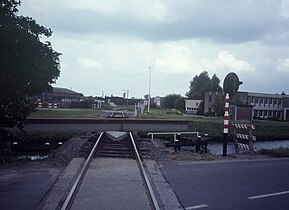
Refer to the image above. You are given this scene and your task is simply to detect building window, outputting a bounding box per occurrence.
[248,97,252,104]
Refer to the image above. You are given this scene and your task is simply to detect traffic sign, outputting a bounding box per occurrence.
[223,72,243,96]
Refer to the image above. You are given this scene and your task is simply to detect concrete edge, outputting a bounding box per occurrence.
[145,160,183,210]
[36,158,85,210]
[174,157,289,165]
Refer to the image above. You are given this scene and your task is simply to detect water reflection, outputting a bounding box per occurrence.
[208,140,289,155]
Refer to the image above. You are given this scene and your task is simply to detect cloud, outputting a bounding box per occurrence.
[19,0,289,44]
[17,0,289,97]
[277,58,289,72]
[155,44,193,74]
[78,57,104,70]
[281,0,289,17]
[201,51,255,73]
[61,0,168,23]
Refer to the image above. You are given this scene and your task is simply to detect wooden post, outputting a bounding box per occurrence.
[233,125,239,154]
[248,125,254,155]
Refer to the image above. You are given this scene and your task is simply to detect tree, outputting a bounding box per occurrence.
[213,95,224,116]
[0,1,61,134]
[174,97,185,111]
[162,94,183,110]
[211,74,222,92]
[186,71,222,100]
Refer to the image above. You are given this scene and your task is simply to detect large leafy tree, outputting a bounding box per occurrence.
[186,71,222,99]
[186,71,222,115]
[162,94,184,110]
[0,0,61,134]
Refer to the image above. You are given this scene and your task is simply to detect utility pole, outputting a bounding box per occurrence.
[148,67,152,113]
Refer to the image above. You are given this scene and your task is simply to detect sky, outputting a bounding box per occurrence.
[19,0,289,98]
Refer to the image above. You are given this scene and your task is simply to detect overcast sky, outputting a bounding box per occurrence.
[19,0,289,98]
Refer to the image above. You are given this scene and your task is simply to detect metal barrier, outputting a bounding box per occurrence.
[232,123,257,155]
[147,131,199,141]
[148,131,209,153]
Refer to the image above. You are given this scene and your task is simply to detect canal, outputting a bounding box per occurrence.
[208,140,289,155]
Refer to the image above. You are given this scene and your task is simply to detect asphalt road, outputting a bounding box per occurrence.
[0,161,62,210]
[159,158,289,210]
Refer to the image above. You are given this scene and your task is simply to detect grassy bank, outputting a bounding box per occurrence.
[29,109,102,118]
[140,108,187,119]
[189,118,289,141]
[140,109,289,141]
[29,108,289,141]
[258,148,289,157]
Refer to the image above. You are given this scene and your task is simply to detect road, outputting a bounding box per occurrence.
[159,158,289,210]
[0,161,62,210]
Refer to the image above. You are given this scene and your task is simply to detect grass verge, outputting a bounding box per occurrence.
[258,148,289,157]
[29,109,102,118]
[167,151,215,161]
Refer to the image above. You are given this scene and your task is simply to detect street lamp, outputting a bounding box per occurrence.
[122,89,129,107]
[148,67,152,113]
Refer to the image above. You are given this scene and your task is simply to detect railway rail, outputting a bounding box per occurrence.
[108,111,127,118]
[61,131,160,210]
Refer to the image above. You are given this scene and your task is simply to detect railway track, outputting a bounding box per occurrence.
[108,111,127,118]
[61,131,160,210]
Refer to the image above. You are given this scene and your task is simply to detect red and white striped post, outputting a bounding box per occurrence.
[223,93,230,156]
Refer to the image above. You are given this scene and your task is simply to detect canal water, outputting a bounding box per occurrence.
[208,140,289,155]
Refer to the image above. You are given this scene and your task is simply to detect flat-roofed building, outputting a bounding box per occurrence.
[36,87,83,108]
[204,91,289,121]
[240,92,289,121]
[185,99,202,114]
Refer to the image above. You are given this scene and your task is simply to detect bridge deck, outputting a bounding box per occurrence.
[18,118,191,133]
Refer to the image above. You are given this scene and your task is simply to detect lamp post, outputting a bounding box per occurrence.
[122,89,129,107]
[148,67,152,113]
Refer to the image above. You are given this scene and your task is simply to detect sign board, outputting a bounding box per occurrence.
[223,72,243,96]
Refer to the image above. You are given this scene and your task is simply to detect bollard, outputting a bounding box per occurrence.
[196,135,201,152]
[174,139,180,152]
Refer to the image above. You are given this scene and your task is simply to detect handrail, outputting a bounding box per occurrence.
[148,131,199,140]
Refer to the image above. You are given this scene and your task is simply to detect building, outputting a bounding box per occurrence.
[37,87,83,108]
[185,100,202,114]
[229,104,254,121]
[151,96,163,107]
[232,92,289,121]
[204,91,223,114]
[204,91,289,121]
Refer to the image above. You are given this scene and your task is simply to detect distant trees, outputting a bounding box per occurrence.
[0,1,61,136]
[186,71,222,100]
[186,71,223,115]
[162,94,185,111]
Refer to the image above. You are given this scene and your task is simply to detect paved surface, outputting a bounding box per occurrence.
[2,150,288,210]
[0,161,63,210]
[145,160,183,210]
[39,158,85,210]
[159,158,289,210]
[70,158,151,210]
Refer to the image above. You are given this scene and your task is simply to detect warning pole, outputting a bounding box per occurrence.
[223,93,230,156]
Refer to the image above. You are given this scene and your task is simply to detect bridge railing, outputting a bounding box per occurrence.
[148,131,199,141]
